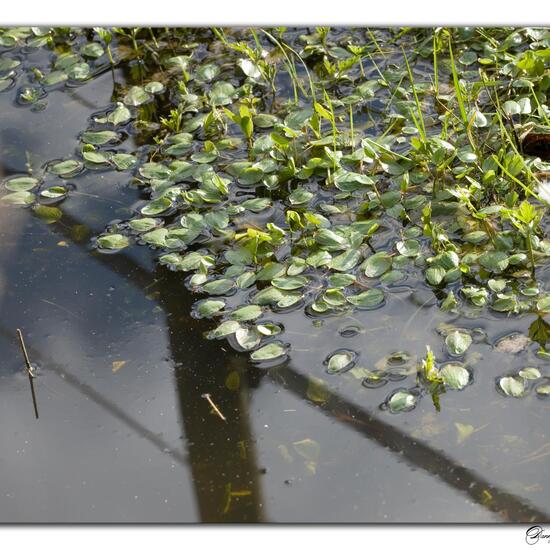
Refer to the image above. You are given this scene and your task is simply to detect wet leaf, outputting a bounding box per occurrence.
[346,288,384,308]
[498,376,527,397]
[364,252,392,277]
[440,364,470,389]
[97,233,129,250]
[40,186,68,200]
[326,350,356,374]
[141,197,173,216]
[128,217,159,232]
[4,176,39,191]
[1,191,35,205]
[235,327,261,350]
[81,130,118,145]
[230,305,263,321]
[396,239,420,257]
[124,86,151,106]
[445,331,472,356]
[387,389,418,413]
[209,320,241,339]
[49,159,83,176]
[202,278,235,295]
[518,367,541,380]
[250,342,286,361]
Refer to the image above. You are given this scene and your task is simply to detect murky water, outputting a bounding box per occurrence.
[1,29,549,523]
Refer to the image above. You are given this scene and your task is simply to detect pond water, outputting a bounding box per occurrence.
[1,27,549,523]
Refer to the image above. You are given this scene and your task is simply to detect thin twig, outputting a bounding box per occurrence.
[201,393,226,422]
[16,329,39,419]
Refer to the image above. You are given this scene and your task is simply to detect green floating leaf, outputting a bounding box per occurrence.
[49,159,83,177]
[387,389,418,413]
[97,234,129,250]
[128,218,159,232]
[396,239,420,257]
[83,150,110,165]
[346,288,384,308]
[518,367,541,380]
[230,305,263,321]
[326,350,356,374]
[1,191,35,205]
[124,86,151,106]
[4,176,39,192]
[425,266,446,286]
[81,130,118,145]
[478,251,509,273]
[272,276,308,290]
[197,299,225,318]
[364,252,392,277]
[498,376,527,397]
[209,320,241,339]
[202,278,235,296]
[107,103,132,125]
[141,197,173,216]
[536,384,550,397]
[40,186,68,200]
[250,342,287,361]
[440,364,471,390]
[235,327,261,350]
[445,331,472,356]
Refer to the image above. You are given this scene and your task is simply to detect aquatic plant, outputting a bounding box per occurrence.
[3,26,550,413]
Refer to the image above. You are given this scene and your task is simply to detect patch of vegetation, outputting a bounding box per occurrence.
[3,26,550,412]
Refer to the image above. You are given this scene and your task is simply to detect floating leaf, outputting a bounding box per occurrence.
[396,239,420,257]
[107,103,132,125]
[235,327,261,350]
[386,389,418,413]
[440,364,471,389]
[364,252,392,277]
[272,276,308,290]
[250,342,286,361]
[202,278,235,296]
[230,305,263,321]
[97,234,129,250]
[1,191,35,205]
[49,159,83,176]
[445,331,473,356]
[197,300,225,318]
[519,367,541,380]
[81,130,118,145]
[326,350,356,374]
[124,86,151,106]
[346,289,384,308]
[478,251,509,273]
[536,384,550,396]
[498,376,527,397]
[4,176,39,191]
[425,266,446,286]
[141,197,173,216]
[40,186,68,200]
[209,320,241,339]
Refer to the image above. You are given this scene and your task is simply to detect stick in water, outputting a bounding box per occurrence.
[16,329,39,419]
[201,393,226,422]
